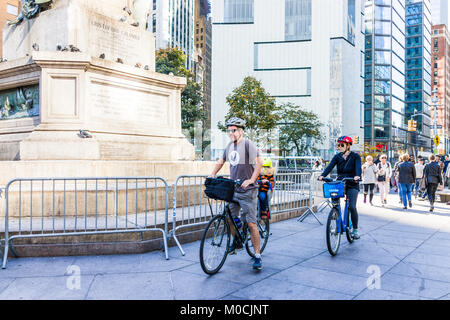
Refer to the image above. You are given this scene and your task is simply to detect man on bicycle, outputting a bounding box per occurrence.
[319,136,362,239]
[209,117,263,270]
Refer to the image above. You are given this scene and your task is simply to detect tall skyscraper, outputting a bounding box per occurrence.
[431,0,448,27]
[211,0,365,159]
[431,24,450,154]
[405,0,432,154]
[364,0,408,160]
[150,0,195,69]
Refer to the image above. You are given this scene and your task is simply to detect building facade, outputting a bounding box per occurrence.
[405,0,432,155]
[364,0,408,161]
[431,24,450,154]
[150,0,195,69]
[0,0,20,58]
[211,0,365,160]
[431,0,448,27]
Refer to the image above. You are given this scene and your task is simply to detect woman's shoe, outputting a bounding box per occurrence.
[403,206,407,210]
[408,200,412,208]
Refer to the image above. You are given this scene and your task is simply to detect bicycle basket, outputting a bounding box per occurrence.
[323,182,345,198]
[204,177,235,202]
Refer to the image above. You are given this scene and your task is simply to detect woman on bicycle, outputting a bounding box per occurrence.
[319,136,362,239]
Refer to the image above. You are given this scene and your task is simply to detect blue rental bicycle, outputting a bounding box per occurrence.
[322,177,356,256]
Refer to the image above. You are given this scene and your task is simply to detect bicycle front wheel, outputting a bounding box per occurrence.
[326,208,341,256]
[199,214,230,275]
[245,219,270,258]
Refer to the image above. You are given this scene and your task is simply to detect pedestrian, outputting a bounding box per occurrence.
[423,154,442,213]
[393,155,403,203]
[397,153,416,210]
[362,155,378,205]
[443,155,450,186]
[414,158,425,198]
[445,161,450,189]
[376,154,392,206]
[313,160,323,171]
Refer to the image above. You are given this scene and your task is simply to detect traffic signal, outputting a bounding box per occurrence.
[408,120,417,132]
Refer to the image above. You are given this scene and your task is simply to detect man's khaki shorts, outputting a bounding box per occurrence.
[228,188,258,224]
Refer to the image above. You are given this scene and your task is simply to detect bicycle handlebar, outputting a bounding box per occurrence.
[320,177,357,183]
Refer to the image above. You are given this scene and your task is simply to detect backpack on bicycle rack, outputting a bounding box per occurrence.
[204,177,235,202]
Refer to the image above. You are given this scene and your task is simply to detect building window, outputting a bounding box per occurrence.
[6,4,18,15]
[152,14,156,33]
[285,0,312,41]
[435,63,438,68]
[224,0,254,23]
[153,0,156,11]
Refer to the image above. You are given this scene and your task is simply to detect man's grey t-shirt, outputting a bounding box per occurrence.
[222,138,260,192]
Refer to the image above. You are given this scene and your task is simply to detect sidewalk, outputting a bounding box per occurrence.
[0,192,449,300]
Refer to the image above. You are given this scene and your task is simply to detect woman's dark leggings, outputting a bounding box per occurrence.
[363,183,375,202]
[346,188,359,229]
[427,183,438,206]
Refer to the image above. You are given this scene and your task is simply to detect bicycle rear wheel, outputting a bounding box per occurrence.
[245,219,270,258]
[326,208,341,256]
[199,214,230,275]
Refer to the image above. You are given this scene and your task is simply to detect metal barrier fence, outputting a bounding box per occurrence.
[170,175,227,256]
[1,177,170,268]
[170,172,318,255]
[1,171,328,268]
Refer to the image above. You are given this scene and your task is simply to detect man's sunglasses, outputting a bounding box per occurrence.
[227,129,239,133]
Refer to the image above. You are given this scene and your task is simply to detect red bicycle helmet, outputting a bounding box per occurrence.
[337,136,353,145]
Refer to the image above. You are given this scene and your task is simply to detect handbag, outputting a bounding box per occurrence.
[204,177,236,202]
[377,163,386,182]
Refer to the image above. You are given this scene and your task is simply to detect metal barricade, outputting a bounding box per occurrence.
[170,175,226,256]
[271,172,313,215]
[297,171,330,224]
[2,176,170,269]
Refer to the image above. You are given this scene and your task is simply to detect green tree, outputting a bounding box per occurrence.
[278,103,324,156]
[155,47,205,146]
[219,76,280,146]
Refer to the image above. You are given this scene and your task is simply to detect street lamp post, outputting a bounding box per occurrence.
[431,88,443,154]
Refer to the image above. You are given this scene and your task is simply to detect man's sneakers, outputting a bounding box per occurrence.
[227,239,243,255]
[252,255,262,270]
[352,228,360,240]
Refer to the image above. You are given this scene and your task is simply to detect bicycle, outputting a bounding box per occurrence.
[199,179,270,275]
[321,177,356,256]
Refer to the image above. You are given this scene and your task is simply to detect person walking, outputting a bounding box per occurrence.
[414,157,425,198]
[376,154,392,206]
[423,154,442,213]
[443,155,450,187]
[397,153,416,210]
[362,155,378,205]
[393,155,403,204]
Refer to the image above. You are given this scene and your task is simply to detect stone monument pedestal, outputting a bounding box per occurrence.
[1,0,195,162]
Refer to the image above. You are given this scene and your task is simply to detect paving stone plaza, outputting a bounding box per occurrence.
[1,193,449,300]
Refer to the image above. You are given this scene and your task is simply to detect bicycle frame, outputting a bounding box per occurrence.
[331,197,352,234]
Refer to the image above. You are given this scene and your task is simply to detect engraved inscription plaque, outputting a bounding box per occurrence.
[90,81,170,127]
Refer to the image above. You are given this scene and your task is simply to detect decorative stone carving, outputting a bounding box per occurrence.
[0,85,39,119]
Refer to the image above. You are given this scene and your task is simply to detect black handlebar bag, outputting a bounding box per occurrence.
[204,177,235,202]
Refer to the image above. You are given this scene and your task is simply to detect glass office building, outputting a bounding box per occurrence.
[405,0,432,153]
[364,0,407,160]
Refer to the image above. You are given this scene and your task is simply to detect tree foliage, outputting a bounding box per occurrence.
[219,76,280,134]
[277,103,324,156]
[155,47,205,139]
